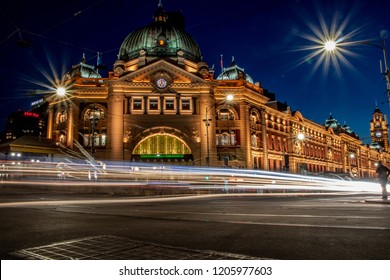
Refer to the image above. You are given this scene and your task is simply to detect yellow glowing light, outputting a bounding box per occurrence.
[56,87,66,96]
[297,133,305,141]
[226,94,234,101]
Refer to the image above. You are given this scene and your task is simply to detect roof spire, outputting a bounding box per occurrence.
[231,56,235,66]
[154,0,166,22]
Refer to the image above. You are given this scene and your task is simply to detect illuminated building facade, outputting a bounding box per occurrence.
[45,3,390,178]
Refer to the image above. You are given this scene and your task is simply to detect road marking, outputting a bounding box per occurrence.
[218,220,390,231]
[3,194,388,231]
[56,207,390,231]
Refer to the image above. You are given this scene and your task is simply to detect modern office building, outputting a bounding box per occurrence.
[43,2,389,178]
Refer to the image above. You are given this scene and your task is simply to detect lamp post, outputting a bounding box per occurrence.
[204,94,234,167]
[285,132,305,172]
[349,153,355,176]
[324,38,390,103]
[89,108,100,158]
[375,40,389,103]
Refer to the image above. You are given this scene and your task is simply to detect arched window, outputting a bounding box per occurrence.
[221,133,230,145]
[217,108,235,120]
[84,107,106,121]
[56,110,67,124]
[133,134,192,159]
[82,106,106,148]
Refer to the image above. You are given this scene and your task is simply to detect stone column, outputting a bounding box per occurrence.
[260,108,269,170]
[66,103,74,148]
[239,103,251,169]
[107,92,124,161]
[200,94,214,166]
[47,106,54,139]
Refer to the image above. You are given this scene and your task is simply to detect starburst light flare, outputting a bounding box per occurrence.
[293,8,366,77]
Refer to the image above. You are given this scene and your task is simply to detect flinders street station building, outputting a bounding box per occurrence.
[41,3,390,178]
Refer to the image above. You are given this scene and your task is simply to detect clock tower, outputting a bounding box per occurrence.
[370,106,389,151]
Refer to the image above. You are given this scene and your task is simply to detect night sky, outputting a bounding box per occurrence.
[0,0,389,142]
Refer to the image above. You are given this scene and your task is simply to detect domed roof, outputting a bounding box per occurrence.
[324,113,339,129]
[216,57,254,83]
[118,3,202,63]
[343,122,353,133]
[64,55,101,80]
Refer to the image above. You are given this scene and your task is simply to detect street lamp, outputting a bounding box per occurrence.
[296,132,305,141]
[285,132,306,172]
[56,86,66,97]
[322,38,390,103]
[89,108,100,157]
[204,94,234,166]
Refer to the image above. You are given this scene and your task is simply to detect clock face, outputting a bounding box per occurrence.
[156,78,168,89]
[375,131,382,138]
[114,66,124,76]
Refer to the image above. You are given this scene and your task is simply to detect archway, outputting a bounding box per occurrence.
[131,133,193,162]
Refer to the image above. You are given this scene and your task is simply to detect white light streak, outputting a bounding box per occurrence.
[0,160,383,196]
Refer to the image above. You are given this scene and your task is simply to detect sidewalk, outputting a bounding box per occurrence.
[10,235,262,260]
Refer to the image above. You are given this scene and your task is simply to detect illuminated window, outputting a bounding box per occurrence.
[165,98,175,110]
[149,98,159,110]
[230,131,236,145]
[221,133,229,145]
[56,110,67,124]
[133,134,192,157]
[218,108,235,120]
[217,130,236,146]
[83,133,106,147]
[181,99,191,110]
[220,112,229,120]
[84,107,106,121]
[133,98,143,110]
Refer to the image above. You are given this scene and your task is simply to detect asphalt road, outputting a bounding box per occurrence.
[1,192,389,259]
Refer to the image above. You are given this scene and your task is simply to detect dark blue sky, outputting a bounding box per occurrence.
[0,0,389,142]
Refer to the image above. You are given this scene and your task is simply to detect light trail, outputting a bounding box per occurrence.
[0,193,348,208]
[0,160,383,194]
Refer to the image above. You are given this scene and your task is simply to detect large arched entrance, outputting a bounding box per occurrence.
[131,133,193,163]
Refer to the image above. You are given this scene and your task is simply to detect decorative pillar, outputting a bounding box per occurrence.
[47,106,54,139]
[66,103,74,148]
[107,92,124,161]
[260,108,269,170]
[341,141,347,173]
[200,94,214,166]
[239,103,252,169]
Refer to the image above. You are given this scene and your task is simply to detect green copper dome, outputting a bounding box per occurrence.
[64,55,101,80]
[118,3,202,63]
[217,57,254,83]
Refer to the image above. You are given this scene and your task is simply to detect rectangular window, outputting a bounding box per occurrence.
[149,98,159,110]
[133,98,142,110]
[101,134,106,146]
[165,98,175,110]
[181,99,190,110]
